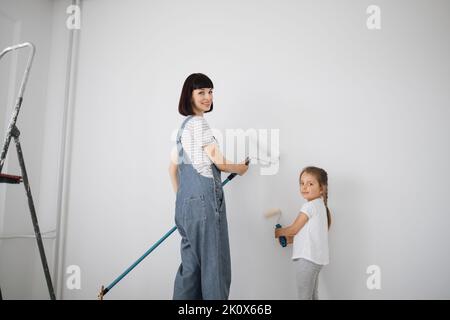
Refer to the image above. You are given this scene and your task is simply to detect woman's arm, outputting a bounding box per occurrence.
[168,149,179,193]
[275,212,309,238]
[204,143,248,175]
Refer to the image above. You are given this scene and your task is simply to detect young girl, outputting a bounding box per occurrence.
[275,166,331,300]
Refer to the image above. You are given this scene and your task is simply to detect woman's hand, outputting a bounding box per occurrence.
[205,144,250,175]
[237,160,249,176]
[168,149,179,193]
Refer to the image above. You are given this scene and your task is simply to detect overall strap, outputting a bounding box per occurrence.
[176,115,194,159]
[176,115,193,143]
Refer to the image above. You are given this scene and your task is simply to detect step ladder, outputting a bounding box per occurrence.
[0,42,55,300]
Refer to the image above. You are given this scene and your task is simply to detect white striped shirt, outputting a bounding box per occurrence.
[181,116,217,178]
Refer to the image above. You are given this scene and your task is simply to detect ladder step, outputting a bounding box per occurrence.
[0,173,23,184]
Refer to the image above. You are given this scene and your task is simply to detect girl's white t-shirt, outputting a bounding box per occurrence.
[181,116,217,178]
[292,197,329,265]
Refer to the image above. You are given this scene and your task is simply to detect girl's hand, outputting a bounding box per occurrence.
[287,236,294,244]
[275,228,284,238]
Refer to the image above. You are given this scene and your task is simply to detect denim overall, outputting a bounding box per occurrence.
[173,115,231,300]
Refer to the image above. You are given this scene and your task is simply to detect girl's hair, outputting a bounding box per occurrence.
[300,166,332,229]
[178,73,214,116]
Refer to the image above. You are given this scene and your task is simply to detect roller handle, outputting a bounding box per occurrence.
[275,224,287,247]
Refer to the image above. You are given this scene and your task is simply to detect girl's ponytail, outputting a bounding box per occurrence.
[323,186,331,229]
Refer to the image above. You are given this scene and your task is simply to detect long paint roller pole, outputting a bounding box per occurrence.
[98,158,250,299]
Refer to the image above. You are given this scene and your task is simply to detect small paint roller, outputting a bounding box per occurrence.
[264,208,287,247]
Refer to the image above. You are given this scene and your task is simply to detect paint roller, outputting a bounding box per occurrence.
[264,208,287,247]
[247,134,280,166]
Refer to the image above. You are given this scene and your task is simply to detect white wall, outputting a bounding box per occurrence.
[2,0,450,299]
[59,0,450,299]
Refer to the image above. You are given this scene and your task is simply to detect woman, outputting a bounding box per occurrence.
[169,73,249,300]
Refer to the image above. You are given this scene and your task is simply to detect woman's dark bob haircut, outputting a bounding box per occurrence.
[178,73,214,116]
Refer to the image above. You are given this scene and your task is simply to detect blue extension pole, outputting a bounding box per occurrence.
[99,160,248,298]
